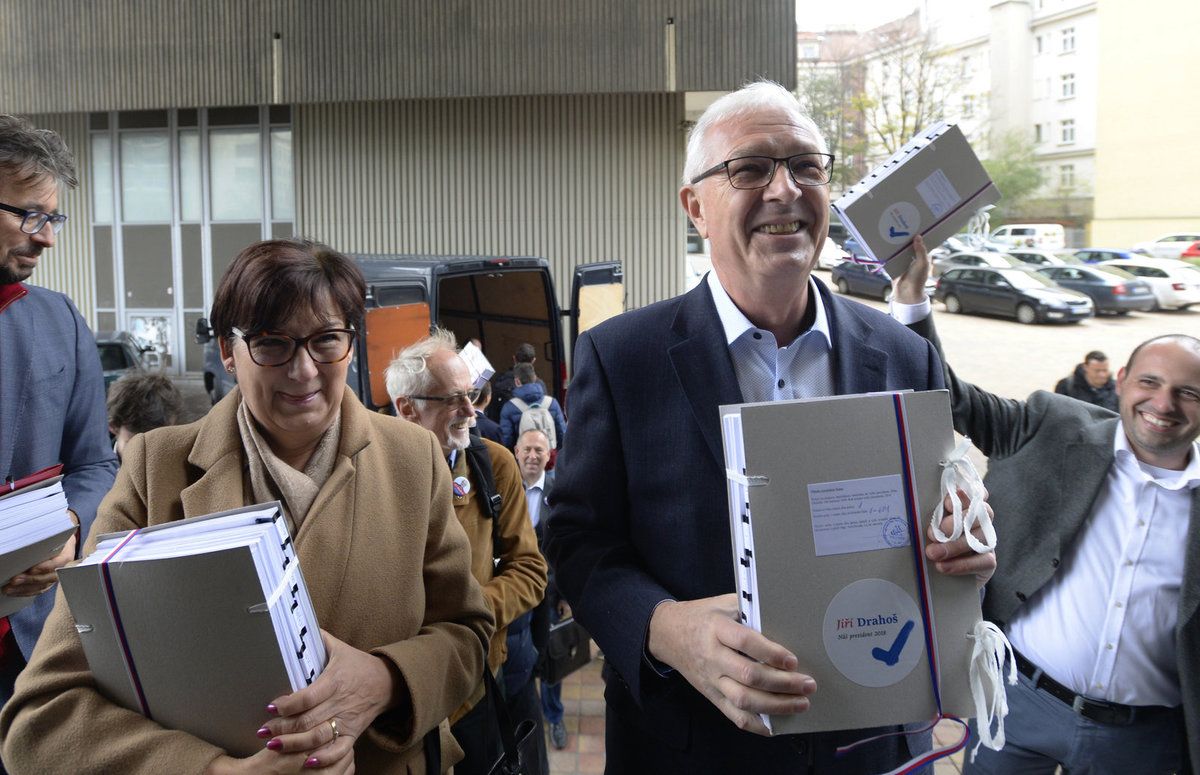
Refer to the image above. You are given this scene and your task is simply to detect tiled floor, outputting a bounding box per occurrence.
[546,651,966,774]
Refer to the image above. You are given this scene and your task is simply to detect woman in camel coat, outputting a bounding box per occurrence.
[0,239,494,774]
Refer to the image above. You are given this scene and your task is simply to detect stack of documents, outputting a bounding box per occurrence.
[0,465,76,616]
[832,122,1000,278]
[721,391,981,735]
[59,502,325,755]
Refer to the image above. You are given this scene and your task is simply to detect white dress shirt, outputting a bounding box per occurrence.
[706,271,835,403]
[524,471,546,528]
[1008,428,1200,705]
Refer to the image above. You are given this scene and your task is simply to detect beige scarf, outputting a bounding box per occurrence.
[237,399,341,532]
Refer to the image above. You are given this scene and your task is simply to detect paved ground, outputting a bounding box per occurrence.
[170,289,1194,774]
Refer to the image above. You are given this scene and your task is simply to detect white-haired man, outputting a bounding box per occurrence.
[386,329,547,775]
[544,82,995,773]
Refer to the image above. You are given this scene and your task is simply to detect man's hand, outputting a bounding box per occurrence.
[647,594,816,736]
[2,532,77,597]
[926,488,997,587]
[892,234,934,305]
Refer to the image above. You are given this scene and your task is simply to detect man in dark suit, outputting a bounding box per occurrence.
[515,429,570,750]
[544,82,995,774]
[891,236,1199,773]
[0,116,116,720]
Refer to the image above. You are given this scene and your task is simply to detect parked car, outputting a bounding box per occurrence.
[95,331,152,393]
[989,223,1066,250]
[197,255,624,407]
[1181,242,1200,267]
[1069,248,1142,264]
[1132,233,1200,260]
[932,251,1024,277]
[1098,257,1200,310]
[1033,265,1156,315]
[1007,249,1081,267]
[827,209,850,248]
[842,235,866,260]
[831,259,934,302]
[816,237,851,270]
[934,266,1094,324]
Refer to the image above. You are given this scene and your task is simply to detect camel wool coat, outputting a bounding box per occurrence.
[0,388,494,775]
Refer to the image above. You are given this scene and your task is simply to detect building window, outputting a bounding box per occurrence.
[1036,35,1043,54]
[1061,119,1075,144]
[801,43,820,60]
[1059,164,1075,188]
[962,95,975,119]
[1034,123,1043,143]
[1061,73,1076,99]
[1062,27,1075,53]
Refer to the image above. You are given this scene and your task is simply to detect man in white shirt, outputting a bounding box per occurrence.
[893,235,1200,773]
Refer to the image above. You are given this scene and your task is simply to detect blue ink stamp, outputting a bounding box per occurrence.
[882,517,909,547]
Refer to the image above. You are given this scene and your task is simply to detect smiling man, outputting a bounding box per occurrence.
[544,82,993,774]
[386,329,546,775]
[0,115,116,717]
[893,238,1200,773]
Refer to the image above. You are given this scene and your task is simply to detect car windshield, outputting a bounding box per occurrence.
[992,254,1026,268]
[1093,267,1133,280]
[1055,252,1083,264]
[97,343,134,370]
[998,270,1056,289]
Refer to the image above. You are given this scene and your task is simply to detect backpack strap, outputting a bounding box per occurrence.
[508,397,529,412]
[465,432,505,558]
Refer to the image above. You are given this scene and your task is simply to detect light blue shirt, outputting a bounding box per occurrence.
[705,271,835,403]
[524,472,546,528]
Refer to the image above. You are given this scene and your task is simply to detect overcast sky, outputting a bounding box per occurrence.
[796,0,921,32]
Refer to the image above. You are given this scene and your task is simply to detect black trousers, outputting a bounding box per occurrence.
[450,696,503,775]
[505,677,549,775]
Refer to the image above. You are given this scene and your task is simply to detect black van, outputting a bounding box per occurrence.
[196,255,623,411]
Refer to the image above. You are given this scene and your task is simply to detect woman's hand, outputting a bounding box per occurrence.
[207,746,354,774]
[256,630,397,768]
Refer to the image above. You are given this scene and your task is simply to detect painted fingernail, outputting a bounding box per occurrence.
[305,757,320,768]
[266,739,283,751]
[256,726,272,739]
[265,703,279,715]
[802,678,817,694]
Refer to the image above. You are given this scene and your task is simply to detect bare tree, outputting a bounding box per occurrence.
[853,13,966,159]
[795,33,871,190]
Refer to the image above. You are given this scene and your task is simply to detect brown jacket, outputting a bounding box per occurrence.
[447,438,547,722]
[0,389,494,775]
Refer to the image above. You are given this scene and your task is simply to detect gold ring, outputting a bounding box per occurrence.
[330,718,339,741]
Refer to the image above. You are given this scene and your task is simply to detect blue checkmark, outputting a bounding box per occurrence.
[871,620,915,666]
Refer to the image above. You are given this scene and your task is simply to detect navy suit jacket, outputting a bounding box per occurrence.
[0,285,117,659]
[545,278,945,768]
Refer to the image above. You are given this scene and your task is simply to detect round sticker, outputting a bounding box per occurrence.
[822,578,923,688]
[878,202,921,246]
[453,476,471,498]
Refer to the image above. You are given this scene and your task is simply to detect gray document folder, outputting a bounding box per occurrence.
[0,475,76,617]
[832,123,1000,279]
[721,390,980,735]
[58,502,325,756]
